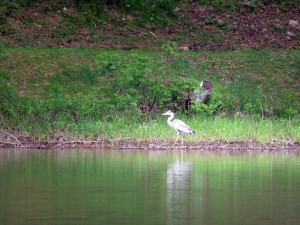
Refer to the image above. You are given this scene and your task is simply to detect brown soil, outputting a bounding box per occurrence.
[1,139,299,151]
[1,2,299,49]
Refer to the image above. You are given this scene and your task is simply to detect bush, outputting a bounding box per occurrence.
[74,0,179,25]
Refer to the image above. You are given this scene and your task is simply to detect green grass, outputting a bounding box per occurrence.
[150,116,299,143]
[6,116,298,144]
[0,47,299,144]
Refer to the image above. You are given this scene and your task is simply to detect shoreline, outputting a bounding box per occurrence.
[1,140,299,151]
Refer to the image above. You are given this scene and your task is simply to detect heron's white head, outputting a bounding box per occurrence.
[161,110,174,116]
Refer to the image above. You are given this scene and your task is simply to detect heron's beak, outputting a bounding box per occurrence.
[161,113,167,115]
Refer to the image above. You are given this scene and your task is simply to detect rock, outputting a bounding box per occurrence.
[289,20,299,28]
[286,31,295,37]
[285,35,292,41]
[174,7,180,12]
[235,112,246,118]
[243,0,253,7]
[177,46,189,51]
[178,44,190,51]
[217,19,224,25]
[250,25,256,30]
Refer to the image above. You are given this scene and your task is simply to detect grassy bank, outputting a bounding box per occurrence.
[23,116,298,144]
[0,47,299,145]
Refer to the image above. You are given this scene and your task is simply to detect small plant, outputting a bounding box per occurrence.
[271,23,285,33]
[161,41,178,55]
[278,107,298,119]
[215,19,229,30]
[204,15,214,25]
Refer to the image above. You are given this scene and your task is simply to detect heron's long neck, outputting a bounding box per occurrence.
[167,114,174,123]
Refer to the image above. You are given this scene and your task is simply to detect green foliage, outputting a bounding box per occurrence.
[74,0,104,16]
[64,2,106,26]
[95,51,195,119]
[77,66,99,84]
[0,48,299,142]
[271,23,285,33]
[226,73,266,114]
[72,0,179,26]
[195,0,237,9]
[190,101,223,117]
[278,107,298,119]
[161,41,178,55]
[0,0,179,30]
[190,84,224,116]
[0,70,18,119]
[116,0,179,24]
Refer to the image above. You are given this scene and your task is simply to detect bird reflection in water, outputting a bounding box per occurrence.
[167,154,193,225]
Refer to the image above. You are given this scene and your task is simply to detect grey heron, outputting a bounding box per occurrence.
[162,110,195,145]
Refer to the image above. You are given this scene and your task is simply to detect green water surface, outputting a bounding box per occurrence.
[0,149,300,225]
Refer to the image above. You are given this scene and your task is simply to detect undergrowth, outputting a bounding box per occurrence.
[0,48,299,143]
[1,0,299,30]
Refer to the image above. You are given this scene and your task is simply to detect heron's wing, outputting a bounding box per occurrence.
[173,119,195,134]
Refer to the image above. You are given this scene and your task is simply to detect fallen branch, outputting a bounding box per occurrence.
[0,129,24,147]
[0,140,21,146]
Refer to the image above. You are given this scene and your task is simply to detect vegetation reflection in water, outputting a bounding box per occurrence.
[0,149,300,225]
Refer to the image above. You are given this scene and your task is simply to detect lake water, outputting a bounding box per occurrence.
[1,149,300,225]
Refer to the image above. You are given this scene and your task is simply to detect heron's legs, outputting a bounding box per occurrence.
[173,133,185,146]
[181,135,184,146]
[173,133,179,146]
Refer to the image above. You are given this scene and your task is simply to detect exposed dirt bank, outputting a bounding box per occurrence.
[1,2,299,49]
[1,139,299,151]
